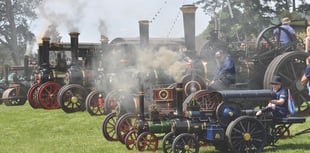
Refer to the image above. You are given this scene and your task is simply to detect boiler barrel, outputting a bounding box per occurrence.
[171,120,205,134]
[65,69,98,86]
[219,89,276,108]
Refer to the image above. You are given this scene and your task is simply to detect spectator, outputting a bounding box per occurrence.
[305,20,310,52]
[256,75,289,118]
[210,50,236,90]
[301,56,310,95]
[273,17,296,47]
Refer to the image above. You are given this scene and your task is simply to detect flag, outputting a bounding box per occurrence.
[288,89,296,115]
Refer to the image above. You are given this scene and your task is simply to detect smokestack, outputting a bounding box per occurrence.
[100,35,109,52]
[138,76,144,120]
[100,35,109,44]
[176,83,184,116]
[180,5,197,54]
[139,20,150,48]
[3,65,9,84]
[24,55,29,80]
[69,32,80,65]
[41,37,50,65]
[38,43,43,66]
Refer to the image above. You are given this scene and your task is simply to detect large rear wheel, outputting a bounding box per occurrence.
[57,84,88,113]
[102,112,118,141]
[35,82,61,109]
[172,133,199,153]
[86,90,106,116]
[226,116,266,153]
[264,51,310,114]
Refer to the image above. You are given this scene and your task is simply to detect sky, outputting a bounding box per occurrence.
[30,0,211,43]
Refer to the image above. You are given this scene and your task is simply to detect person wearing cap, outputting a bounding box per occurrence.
[256,75,289,117]
[210,50,236,90]
[273,17,296,47]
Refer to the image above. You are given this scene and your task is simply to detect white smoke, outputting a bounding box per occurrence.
[38,0,88,40]
[136,47,186,82]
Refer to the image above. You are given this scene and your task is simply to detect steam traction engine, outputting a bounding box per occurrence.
[121,82,184,152]
[1,56,33,106]
[163,89,306,153]
[56,32,104,113]
[27,37,67,109]
[109,73,207,151]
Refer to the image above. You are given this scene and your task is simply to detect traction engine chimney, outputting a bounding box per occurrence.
[41,37,50,66]
[139,20,150,48]
[176,83,184,117]
[180,5,197,55]
[69,32,80,65]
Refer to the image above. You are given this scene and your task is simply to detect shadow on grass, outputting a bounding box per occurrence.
[263,142,310,152]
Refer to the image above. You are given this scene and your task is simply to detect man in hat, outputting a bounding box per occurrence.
[273,17,296,47]
[210,50,236,90]
[256,75,289,117]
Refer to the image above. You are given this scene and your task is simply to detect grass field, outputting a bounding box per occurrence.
[1,103,310,153]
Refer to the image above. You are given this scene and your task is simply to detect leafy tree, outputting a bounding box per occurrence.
[0,0,42,65]
[196,0,309,44]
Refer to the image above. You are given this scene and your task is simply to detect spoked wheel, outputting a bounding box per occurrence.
[274,125,291,140]
[124,130,138,150]
[0,85,7,105]
[104,90,119,114]
[57,84,88,113]
[104,89,137,115]
[102,112,118,141]
[183,90,223,112]
[255,25,297,65]
[2,87,27,106]
[216,102,242,127]
[162,131,175,153]
[172,133,199,153]
[226,116,266,153]
[86,90,106,116]
[27,83,41,108]
[264,51,310,113]
[182,74,207,97]
[36,82,61,109]
[136,131,159,152]
[115,113,138,144]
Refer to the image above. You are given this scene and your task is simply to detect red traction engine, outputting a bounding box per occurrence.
[27,37,67,109]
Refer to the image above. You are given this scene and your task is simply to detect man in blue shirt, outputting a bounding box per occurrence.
[301,56,310,95]
[273,17,296,46]
[210,50,236,90]
[256,76,289,117]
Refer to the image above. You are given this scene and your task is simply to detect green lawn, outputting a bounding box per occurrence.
[0,103,309,153]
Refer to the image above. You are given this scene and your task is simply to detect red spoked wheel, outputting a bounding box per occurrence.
[27,83,41,109]
[36,82,61,109]
[57,84,88,113]
[86,90,106,116]
[104,90,119,114]
[102,112,118,141]
[115,113,138,144]
[136,131,159,152]
[125,130,138,150]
